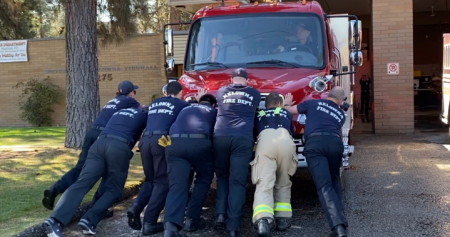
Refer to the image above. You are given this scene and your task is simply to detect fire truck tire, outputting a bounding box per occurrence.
[348,129,354,146]
[339,166,346,192]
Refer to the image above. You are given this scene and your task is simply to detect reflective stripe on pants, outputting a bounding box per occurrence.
[250,128,297,223]
[274,202,292,217]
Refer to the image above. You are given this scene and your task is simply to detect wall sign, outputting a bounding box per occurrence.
[44,65,160,73]
[0,40,28,63]
[387,62,399,75]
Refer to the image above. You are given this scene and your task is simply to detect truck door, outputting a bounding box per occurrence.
[442,34,450,125]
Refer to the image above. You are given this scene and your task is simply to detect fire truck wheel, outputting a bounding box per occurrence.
[348,130,354,146]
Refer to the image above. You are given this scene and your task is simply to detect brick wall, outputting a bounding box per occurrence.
[0,34,165,127]
[372,0,414,133]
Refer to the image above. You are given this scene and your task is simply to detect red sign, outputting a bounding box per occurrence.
[387,63,399,75]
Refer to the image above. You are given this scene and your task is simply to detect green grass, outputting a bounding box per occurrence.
[0,127,66,146]
[0,128,144,237]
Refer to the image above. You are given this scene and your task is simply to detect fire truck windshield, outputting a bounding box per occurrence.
[185,13,325,71]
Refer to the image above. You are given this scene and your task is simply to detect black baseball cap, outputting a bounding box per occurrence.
[199,94,217,105]
[297,22,312,31]
[232,68,248,80]
[118,80,139,94]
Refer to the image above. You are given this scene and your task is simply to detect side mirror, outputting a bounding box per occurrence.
[349,20,362,50]
[350,50,363,67]
[165,58,175,73]
[165,28,174,57]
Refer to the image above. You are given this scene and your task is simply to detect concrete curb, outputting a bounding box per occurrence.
[11,181,143,237]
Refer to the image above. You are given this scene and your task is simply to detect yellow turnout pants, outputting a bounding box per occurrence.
[250,128,298,223]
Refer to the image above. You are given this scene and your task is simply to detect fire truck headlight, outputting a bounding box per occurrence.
[185,96,196,102]
[297,114,306,125]
[279,94,285,105]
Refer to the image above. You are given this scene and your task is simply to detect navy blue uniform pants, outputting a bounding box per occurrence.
[51,137,132,226]
[303,135,347,230]
[49,127,107,204]
[132,135,168,223]
[163,137,214,228]
[360,93,370,116]
[213,136,254,231]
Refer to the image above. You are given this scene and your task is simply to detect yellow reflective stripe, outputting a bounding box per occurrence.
[253,204,274,218]
[274,107,282,114]
[258,110,266,116]
[274,208,292,212]
[274,202,292,212]
[274,202,291,208]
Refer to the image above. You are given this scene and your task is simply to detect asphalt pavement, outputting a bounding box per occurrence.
[62,133,450,237]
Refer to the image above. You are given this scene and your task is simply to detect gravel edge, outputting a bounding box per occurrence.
[11,181,143,237]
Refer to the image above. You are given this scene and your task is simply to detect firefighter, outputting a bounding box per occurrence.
[276,21,318,56]
[162,94,217,237]
[126,81,204,235]
[44,106,148,236]
[251,92,297,237]
[284,87,348,237]
[213,68,261,237]
[42,80,141,213]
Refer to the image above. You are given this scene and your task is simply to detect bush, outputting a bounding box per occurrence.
[13,77,64,127]
[150,93,164,104]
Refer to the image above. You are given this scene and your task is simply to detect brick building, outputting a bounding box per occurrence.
[0,34,166,126]
[168,0,450,134]
[1,0,449,134]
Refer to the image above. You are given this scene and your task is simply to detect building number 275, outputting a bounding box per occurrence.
[98,74,113,81]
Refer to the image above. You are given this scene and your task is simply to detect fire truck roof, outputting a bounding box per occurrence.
[191,1,325,21]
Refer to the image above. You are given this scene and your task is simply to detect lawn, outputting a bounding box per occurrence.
[0,127,144,237]
[0,127,66,146]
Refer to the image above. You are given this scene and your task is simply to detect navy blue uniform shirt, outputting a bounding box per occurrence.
[145,96,190,132]
[214,84,261,141]
[296,99,345,138]
[360,78,371,94]
[101,107,148,149]
[255,107,294,136]
[92,95,140,127]
[169,102,218,136]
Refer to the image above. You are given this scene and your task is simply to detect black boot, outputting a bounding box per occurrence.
[42,185,60,210]
[103,208,114,219]
[226,230,237,237]
[275,217,291,231]
[330,224,348,237]
[184,217,206,232]
[214,213,226,230]
[143,222,164,235]
[127,204,142,230]
[164,222,186,237]
[255,218,275,237]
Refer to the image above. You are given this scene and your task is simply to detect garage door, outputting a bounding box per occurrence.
[174,32,188,64]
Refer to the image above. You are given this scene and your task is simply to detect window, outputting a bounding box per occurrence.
[185,13,326,71]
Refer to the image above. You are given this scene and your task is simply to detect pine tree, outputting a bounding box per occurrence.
[1,0,180,148]
[0,0,41,39]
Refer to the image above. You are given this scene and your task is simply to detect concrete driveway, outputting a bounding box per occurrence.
[62,133,450,237]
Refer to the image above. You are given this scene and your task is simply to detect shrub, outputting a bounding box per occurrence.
[150,93,164,104]
[13,77,64,127]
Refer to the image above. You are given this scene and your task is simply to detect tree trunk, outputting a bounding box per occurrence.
[170,7,181,31]
[64,0,100,148]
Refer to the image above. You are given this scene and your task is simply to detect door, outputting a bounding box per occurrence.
[442,34,450,125]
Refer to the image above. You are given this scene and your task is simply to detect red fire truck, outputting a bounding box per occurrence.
[163,0,363,170]
[441,34,450,126]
